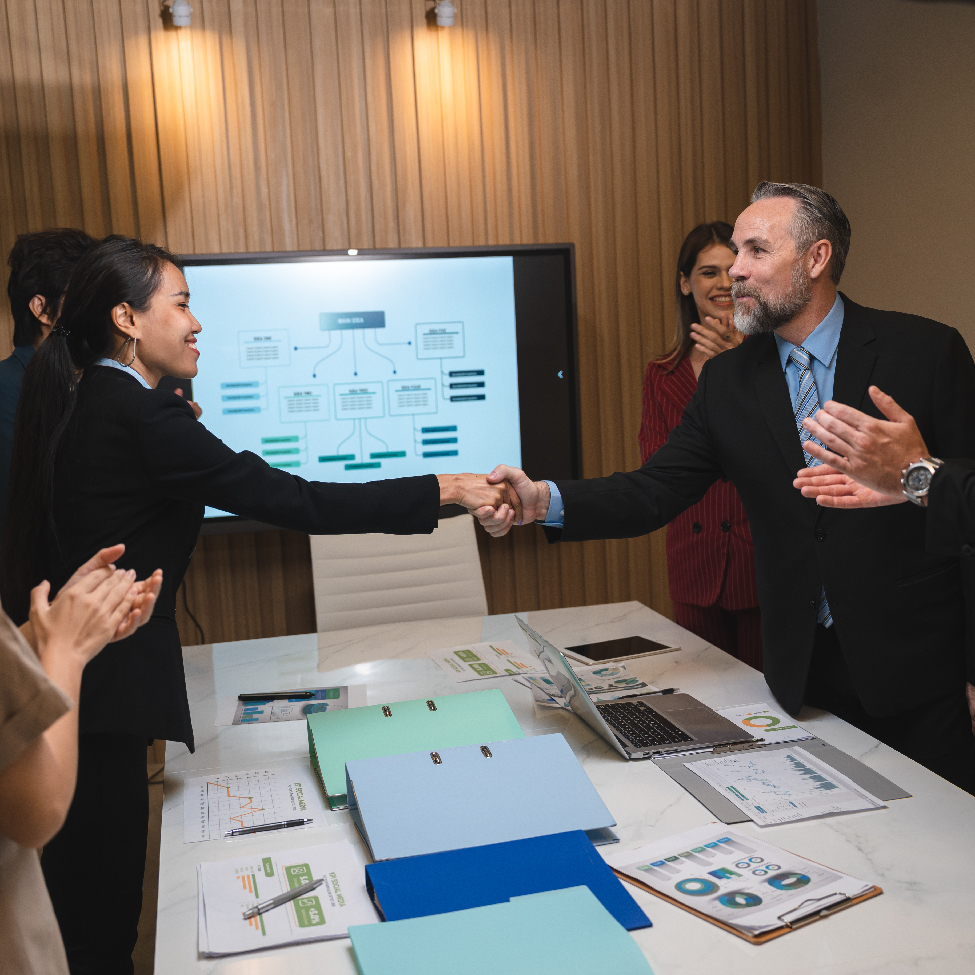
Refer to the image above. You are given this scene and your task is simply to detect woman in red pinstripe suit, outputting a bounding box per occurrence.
[638,222,763,670]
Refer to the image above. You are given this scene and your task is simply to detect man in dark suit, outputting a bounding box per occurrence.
[1,229,95,534]
[479,182,975,793]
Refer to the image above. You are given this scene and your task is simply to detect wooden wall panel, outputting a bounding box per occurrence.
[0,0,821,645]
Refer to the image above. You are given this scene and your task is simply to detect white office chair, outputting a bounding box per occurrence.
[310,513,489,632]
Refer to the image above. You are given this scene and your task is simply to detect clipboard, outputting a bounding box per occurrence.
[613,869,882,944]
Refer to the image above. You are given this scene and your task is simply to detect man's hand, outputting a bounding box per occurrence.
[174,387,203,420]
[52,545,162,643]
[689,313,742,360]
[800,386,929,495]
[437,473,522,522]
[473,466,550,537]
[793,465,905,509]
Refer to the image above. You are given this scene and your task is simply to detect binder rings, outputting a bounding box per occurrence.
[348,885,653,975]
[365,831,652,930]
[306,688,524,808]
[346,734,618,861]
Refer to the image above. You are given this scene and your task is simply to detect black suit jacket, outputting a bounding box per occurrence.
[47,366,441,748]
[547,296,975,717]
[928,461,975,559]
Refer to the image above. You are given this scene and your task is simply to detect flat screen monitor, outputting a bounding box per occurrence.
[181,245,580,527]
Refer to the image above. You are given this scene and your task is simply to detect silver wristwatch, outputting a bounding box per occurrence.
[901,457,944,506]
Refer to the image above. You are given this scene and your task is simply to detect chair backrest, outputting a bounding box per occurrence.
[310,513,489,632]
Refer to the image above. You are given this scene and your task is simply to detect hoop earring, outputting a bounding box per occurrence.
[116,337,137,367]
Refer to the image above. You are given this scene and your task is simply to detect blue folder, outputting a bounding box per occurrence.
[346,733,618,861]
[349,885,653,975]
[365,830,651,930]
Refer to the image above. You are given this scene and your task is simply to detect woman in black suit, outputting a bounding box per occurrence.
[0,235,510,974]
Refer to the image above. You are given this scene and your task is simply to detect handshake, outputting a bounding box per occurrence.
[437,466,548,537]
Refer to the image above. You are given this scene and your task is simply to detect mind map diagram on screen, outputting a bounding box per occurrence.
[187,256,522,508]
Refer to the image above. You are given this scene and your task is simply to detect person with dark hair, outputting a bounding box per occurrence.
[638,222,761,668]
[478,182,975,797]
[0,229,95,533]
[0,234,513,974]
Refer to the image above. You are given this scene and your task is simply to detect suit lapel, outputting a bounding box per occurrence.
[831,295,878,410]
[753,334,806,474]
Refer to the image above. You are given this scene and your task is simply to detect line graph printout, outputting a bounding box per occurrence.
[183,760,328,843]
[685,747,886,827]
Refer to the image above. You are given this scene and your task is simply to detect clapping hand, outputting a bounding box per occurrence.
[689,313,742,360]
[793,465,904,509]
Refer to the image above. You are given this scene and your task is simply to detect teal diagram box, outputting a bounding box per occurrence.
[415,322,465,359]
[238,329,290,367]
[279,385,329,422]
[320,311,385,331]
[334,382,384,419]
[388,379,437,416]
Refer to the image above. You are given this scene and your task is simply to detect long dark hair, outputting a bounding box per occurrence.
[658,221,735,371]
[0,235,181,621]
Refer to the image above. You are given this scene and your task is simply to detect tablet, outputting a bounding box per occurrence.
[561,635,679,665]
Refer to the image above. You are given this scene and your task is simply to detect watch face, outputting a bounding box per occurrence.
[905,467,932,492]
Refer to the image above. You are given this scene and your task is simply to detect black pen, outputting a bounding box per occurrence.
[646,687,677,695]
[224,818,314,837]
[238,690,314,702]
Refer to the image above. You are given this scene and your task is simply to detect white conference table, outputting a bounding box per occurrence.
[157,601,975,975]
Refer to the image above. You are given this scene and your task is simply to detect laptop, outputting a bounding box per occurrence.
[516,618,757,760]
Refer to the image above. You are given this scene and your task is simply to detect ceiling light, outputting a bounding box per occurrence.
[434,0,456,27]
[171,0,192,27]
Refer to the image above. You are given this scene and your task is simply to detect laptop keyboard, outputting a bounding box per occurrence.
[598,700,693,749]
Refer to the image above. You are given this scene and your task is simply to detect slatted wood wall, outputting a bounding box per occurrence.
[0,0,821,644]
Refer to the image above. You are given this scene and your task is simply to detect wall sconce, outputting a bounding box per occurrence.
[170,0,192,26]
[434,0,456,27]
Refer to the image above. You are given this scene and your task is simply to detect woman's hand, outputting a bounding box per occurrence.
[690,313,743,360]
[30,567,140,668]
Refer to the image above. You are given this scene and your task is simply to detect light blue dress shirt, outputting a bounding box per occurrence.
[539,296,846,529]
[95,356,153,390]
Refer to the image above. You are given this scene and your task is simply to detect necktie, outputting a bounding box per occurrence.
[788,346,833,628]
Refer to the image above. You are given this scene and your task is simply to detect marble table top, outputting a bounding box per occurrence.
[158,601,975,974]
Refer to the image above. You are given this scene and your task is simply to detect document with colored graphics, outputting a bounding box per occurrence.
[715,702,814,744]
[605,824,880,942]
[197,840,376,956]
[426,641,544,681]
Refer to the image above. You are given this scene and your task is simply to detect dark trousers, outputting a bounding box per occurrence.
[674,603,763,672]
[805,623,975,795]
[42,734,149,975]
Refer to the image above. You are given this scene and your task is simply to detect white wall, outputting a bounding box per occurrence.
[818,0,975,351]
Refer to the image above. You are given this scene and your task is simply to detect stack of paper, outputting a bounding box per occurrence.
[685,747,886,826]
[426,641,545,681]
[606,824,879,941]
[197,841,376,956]
[365,831,651,930]
[517,662,657,708]
[715,702,814,744]
[348,885,652,975]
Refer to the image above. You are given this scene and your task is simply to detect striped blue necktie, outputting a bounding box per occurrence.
[789,346,833,628]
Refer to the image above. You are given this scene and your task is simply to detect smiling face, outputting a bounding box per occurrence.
[680,243,736,323]
[729,197,812,335]
[114,261,201,386]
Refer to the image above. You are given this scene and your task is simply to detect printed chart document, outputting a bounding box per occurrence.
[517,664,657,708]
[183,760,329,843]
[215,684,367,726]
[605,824,878,941]
[426,641,544,681]
[198,840,376,956]
[715,702,813,744]
[685,747,886,826]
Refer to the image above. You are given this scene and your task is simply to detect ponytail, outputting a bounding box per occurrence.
[0,235,181,621]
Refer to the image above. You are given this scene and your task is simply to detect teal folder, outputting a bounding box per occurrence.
[306,689,524,808]
[348,885,653,975]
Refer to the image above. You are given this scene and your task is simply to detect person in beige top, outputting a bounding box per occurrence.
[0,545,160,974]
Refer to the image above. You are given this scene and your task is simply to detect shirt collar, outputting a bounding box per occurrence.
[774,294,845,372]
[94,357,153,390]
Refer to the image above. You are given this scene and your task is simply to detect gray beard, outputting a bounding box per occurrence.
[733,264,812,335]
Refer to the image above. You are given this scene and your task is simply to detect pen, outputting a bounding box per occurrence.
[646,687,677,695]
[224,818,314,837]
[238,690,314,701]
[242,877,325,920]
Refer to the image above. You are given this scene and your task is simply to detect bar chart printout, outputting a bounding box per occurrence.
[685,747,886,826]
[183,761,327,843]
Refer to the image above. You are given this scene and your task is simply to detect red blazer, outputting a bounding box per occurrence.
[638,356,759,610]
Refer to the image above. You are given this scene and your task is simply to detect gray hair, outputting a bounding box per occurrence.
[751,182,851,284]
